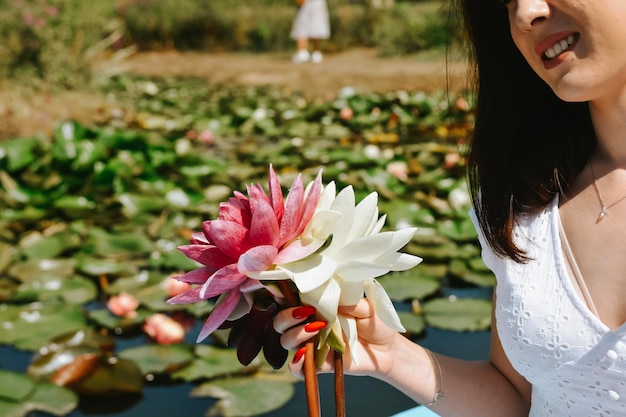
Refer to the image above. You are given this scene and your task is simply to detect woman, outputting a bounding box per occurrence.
[290,0,330,64]
[274,0,626,415]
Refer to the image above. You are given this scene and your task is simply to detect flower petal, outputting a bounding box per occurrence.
[364,279,405,332]
[274,238,326,264]
[338,280,364,306]
[339,315,359,365]
[279,174,304,245]
[199,264,247,299]
[249,190,280,246]
[289,256,337,293]
[197,290,242,342]
[300,277,341,325]
[166,286,202,304]
[335,260,391,281]
[374,252,423,271]
[268,164,285,224]
[207,220,251,259]
[238,245,278,274]
[219,198,251,227]
[172,266,219,284]
[346,192,379,242]
[178,245,233,268]
[295,169,323,237]
[247,269,293,281]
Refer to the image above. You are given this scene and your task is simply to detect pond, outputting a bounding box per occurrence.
[2,288,491,417]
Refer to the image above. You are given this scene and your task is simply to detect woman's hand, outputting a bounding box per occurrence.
[274,298,402,379]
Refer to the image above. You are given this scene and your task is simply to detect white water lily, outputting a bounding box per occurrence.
[265,182,422,361]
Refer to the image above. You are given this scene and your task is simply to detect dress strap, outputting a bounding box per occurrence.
[558,216,600,317]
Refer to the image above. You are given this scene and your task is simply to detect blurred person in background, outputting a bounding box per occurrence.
[291,0,330,64]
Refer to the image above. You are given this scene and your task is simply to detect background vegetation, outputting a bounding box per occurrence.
[0,0,459,88]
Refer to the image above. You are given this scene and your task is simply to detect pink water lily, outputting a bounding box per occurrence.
[168,165,324,342]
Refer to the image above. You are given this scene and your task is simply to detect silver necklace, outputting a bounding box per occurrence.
[590,160,626,222]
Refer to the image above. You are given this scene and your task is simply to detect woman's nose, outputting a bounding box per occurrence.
[511,0,551,30]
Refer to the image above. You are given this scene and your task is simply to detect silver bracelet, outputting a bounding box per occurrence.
[423,348,444,406]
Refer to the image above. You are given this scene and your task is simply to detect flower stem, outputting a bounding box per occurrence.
[334,350,345,417]
[279,281,321,417]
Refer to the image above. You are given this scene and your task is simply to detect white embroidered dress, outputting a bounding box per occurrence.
[473,197,626,416]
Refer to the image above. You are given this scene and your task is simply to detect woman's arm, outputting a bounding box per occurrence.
[275,296,531,417]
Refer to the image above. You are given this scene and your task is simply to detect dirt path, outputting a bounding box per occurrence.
[0,48,468,139]
[124,48,468,96]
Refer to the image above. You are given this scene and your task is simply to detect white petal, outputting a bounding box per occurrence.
[375,252,423,271]
[387,227,418,252]
[364,280,405,332]
[368,214,386,236]
[347,192,379,241]
[318,182,337,210]
[339,280,364,305]
[306,209,342,241]
[337,233,394,262]
[339,315,359,365]
[335,260,390,281]
[288,255,338,293]
[247,269,292,280]
[326,186,356,249]
[300,277,341,324]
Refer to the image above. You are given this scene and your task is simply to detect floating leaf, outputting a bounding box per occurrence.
[379,270,441,302]
[8,258,76,283]
[73,357,143,395]
[423,298,492,331]
[172,345,251,382]
[119,344,194,375]
[397,311,425,335]
[192,376,295,417]
[449,259,495,287]
[0,370,35,402]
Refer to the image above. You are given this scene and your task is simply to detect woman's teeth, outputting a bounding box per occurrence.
[544,35,576,60]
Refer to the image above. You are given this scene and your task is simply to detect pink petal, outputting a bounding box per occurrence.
[173,266,220,284]
[207,220,251,259]
[274,239,326,264]
[268,165,285,222]
[196,290,242,342]
[296,169,323,236]
[249,197,280,246]
[240,279,265,294]
[189,232,209,244]
[166,286,202,304]
[238,245,278,274]
[279,174,304,245]
[200,264,248,299]
[218,198,251,227]
[178,245,233,268]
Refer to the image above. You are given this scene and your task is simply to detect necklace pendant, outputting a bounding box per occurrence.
[598,206,609,222]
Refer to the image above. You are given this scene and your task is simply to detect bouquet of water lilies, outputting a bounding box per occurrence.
[168,165,422,416]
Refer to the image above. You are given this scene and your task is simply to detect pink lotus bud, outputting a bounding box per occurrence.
[386,161,409,181]
[107,292,139,318]
[143,314,185,345]
[339,107,354,120]
[163,275,191,297]
[444,152,461,170]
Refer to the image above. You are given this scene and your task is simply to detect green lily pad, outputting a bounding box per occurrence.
[397,311,426,335]
[0,370,77,417]
[19,230,82,260]
[0,302,87,351]
[449,259,495,287]
[0,370,35,402]
[438,218,479,242]
[119,344,194,375]
[422,298,492,332]
[75,255,140,277]
[378,270,441,301]
[73,357,143,395]
[172,345,252,382]
[0,137,40,172]
[85,228,155,257]
[13,276,97,304]
[88,309,150,330]
[192,376,295,417]
[8,258,76,283]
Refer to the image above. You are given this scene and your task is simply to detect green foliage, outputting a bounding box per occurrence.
[0,0,119,87]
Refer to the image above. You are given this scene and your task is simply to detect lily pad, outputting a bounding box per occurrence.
[19,230,82,260]
[397,311,426,335]
[192,376,295,417]
[13,276,97,304]
[378,270,441,301]
[449,259,496,287]
[422,298,492,332]
[73,357,143,395]
[119,344,194,375]
[172,345,252,382]
[8,258,76,283]
[0,302,87,351]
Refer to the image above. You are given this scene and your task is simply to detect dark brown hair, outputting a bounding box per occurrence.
[456,0,596,262]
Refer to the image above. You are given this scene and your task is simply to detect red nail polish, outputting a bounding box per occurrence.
[293,346,306,363]
[304,320,327,333]
[292,306,316,319]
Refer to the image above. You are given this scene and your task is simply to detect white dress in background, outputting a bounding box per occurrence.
[290,0,330,40]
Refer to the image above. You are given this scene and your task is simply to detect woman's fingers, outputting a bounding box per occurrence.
[274,306,316,334]
[279,320,327,350]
